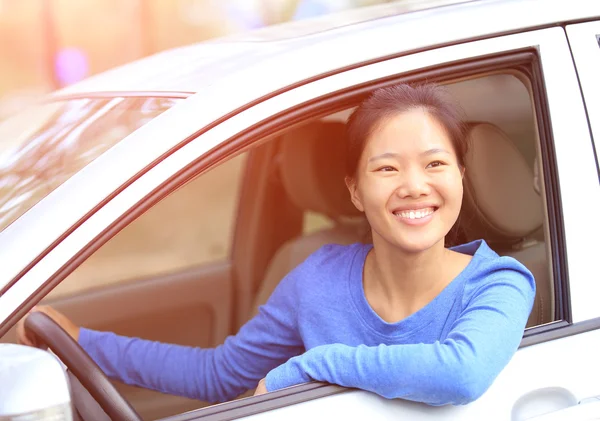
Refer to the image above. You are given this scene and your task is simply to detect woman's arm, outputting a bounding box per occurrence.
[79,270,304,403]
[265,268,535,406]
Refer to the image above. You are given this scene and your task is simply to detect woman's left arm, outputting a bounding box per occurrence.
[264,268,535,406]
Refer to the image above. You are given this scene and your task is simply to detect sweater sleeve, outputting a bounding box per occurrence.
[78,266,305,403]
[264,264,535,406]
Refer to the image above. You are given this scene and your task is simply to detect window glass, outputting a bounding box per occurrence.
[48,152,247,299]
[0,97,180,232]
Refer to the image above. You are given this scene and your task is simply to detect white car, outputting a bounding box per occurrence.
[0,0,599,420]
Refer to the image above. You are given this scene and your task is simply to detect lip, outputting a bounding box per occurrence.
[391,205,438,227]
[390,203,439,213]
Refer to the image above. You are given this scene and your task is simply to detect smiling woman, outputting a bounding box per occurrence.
[345,84,467,255]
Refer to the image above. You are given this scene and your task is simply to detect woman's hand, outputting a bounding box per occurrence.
[16,305,80,347]
[254,378,268,396]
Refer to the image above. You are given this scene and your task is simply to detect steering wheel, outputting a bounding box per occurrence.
[24,311,142,421]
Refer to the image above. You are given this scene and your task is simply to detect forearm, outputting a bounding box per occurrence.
[265,338,514,406]
[79,328,251,403]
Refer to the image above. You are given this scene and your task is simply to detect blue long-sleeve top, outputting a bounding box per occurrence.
[79,240,535,406]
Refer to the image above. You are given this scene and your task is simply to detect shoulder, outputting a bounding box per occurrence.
[293,242,369,279]
[257,242,370,322]
[263,242,368,314]
[277,242,368,294]
[306,242,368,265]
[454,240,536,305]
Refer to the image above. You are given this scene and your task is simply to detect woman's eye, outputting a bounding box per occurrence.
[426,161,445,169]
[377,166,396,172]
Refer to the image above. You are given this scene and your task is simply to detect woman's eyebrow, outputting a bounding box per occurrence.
[368,152,400,162]
[368,148,450,162]
[422,148,451,156]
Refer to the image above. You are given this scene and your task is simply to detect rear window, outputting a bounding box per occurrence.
[0,96,180,231]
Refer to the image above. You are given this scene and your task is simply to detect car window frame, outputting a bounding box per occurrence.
[560,20,600,323]
[0,25,597,420]
[565,20,600,176]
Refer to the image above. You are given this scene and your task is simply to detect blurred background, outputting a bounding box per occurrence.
[0,0,413,119]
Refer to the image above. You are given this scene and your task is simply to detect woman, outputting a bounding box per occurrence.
[17,83,535,406]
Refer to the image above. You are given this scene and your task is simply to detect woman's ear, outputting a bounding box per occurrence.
[460,166,466,179]
[345,175,365,212]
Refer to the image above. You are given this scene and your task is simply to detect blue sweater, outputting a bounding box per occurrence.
[79,240,535,406]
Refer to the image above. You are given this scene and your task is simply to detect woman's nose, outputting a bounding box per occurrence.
[395,169,431,198]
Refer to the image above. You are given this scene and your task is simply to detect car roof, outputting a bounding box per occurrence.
[52,0,599,98]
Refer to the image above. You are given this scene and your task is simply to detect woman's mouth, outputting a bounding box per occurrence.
[392,206,438,225]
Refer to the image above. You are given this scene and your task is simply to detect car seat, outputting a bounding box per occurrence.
[250,121,367,316]
[462,123,552,327]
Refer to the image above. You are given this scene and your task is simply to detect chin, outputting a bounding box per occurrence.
[397,239,441,254]
[380,234,444,255]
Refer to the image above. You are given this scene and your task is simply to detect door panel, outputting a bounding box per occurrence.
[53,263,233,420]
[45,263,232,347]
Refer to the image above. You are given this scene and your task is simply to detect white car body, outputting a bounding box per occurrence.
[0,0,599,420]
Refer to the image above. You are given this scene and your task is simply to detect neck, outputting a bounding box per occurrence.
[365,236,450,309]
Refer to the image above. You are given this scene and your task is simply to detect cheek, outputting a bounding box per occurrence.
[438,169,464,207]
[358,175,396,208]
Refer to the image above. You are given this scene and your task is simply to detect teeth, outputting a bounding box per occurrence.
[394,207,435,219]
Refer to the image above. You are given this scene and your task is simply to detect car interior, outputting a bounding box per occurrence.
[2,71,556,420]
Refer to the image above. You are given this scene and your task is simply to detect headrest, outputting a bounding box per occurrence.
[279,121,362,219]
[463,123,543,241]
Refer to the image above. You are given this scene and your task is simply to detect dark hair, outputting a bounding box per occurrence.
[346,83,468,178]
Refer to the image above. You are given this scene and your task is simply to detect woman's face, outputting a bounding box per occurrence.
[347,108,464,254]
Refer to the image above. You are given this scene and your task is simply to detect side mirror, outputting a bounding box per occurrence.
[0,343,72,420]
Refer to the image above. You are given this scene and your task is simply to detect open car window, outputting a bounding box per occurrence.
[33,70,553,420]
[0,97,180,232]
